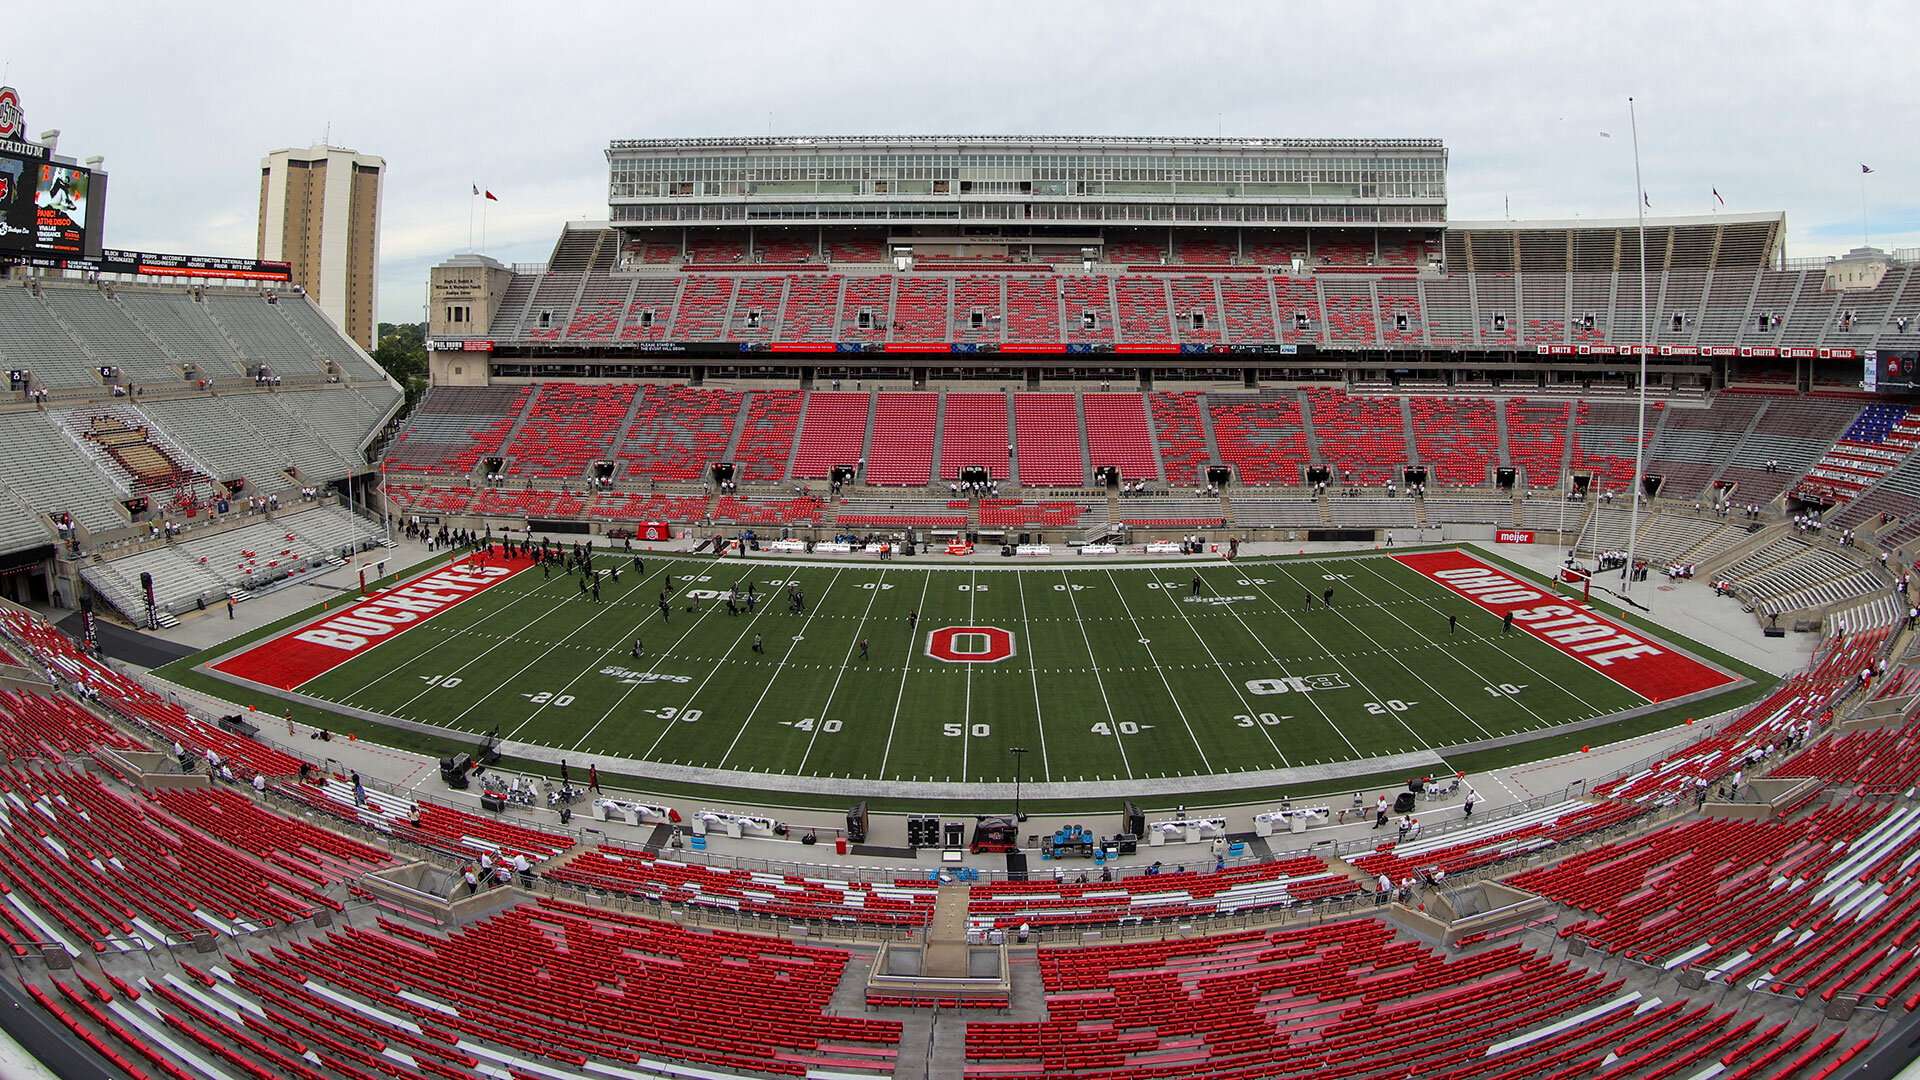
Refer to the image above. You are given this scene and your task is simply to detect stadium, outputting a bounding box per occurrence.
[4,90,1920,1080]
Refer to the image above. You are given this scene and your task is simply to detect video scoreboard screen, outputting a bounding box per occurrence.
[1866,350,1920,395]
[0,148,98,260]
[0,86,104,261]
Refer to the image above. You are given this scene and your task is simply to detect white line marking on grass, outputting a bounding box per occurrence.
[1265,560,1502,743]
[1232,561,1441,759]
[1351,555,1617,722]
[406,568,651,729]
[1014,571,1052,781]
[1143,572,1292,768]
[1097,569,1213,773]
[797,569,888,773]
[961,567,977,782]
[1059,568,1134,779]
[498,573,723,744]
[877,572,935,778]
[335,563,572,704]
[716,569,846,768]
[568,588,759,754]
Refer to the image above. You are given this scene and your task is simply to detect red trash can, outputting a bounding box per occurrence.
[835,837,848,855]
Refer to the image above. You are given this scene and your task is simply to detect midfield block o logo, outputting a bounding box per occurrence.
[927,625,1015,663]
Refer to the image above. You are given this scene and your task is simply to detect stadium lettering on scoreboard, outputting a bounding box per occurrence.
[295,566,512,651]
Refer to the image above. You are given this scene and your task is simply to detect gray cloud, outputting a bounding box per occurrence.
[12,0,1915,324]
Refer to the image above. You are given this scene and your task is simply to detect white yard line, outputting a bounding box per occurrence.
[566,580,745,752]
[1098,569,1214,772]
[1232,561,1443,758]
[1014,571,1053,781]
[1267,560,1502,743]
[449,573,665,736]
[877,572,936,777]
[1060,568,1134,778]
[797,569,888,773]
[336,562,574,704]
[499,571,722,743]
[716,569,846,769]
[1352,555,1619,722]
[635,580,785,761]
[1190,566,1363,760]
[1144,571,1292,767]
[961,567,977,781]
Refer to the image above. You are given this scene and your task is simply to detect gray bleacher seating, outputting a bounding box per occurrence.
[1115,496,1225,524]
[47,403,210,495]
[0,410,130,530]
[0,487,51,556]
[1719,398,1860,504]
[82,545,229,621]
[216,393,357,481]
[268,388,385,465]
[1518,496,1588,531]
[1630,514,1751,564]
[114,290,248,375]
[274,295,392,383]
[1580,506,1640,554]
[0,286,102,389]
[1729,540,1880,614]
[1647,396,1763,499]
[135,396,289,490]
[1227,498,1324,529]
[286,504,387,557]
[1424,498,1512,526]
[386,385,529,472]
[1327,499,1417,528]
[202,294,327,372]
[36,284,183,386]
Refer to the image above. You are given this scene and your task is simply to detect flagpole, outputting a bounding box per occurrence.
[1862,168,1870,248]
[468,190,475,253]
[1622,95,1649,597]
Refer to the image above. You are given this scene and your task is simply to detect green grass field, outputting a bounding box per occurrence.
[249,549,1710,788]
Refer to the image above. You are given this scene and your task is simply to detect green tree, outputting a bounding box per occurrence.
[372,322,428,412]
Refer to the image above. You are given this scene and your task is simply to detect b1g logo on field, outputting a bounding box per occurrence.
[927,625,1016,663]
[1246,673,1352,695]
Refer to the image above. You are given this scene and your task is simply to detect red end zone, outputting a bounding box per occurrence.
[212,553,535,690]
[1393,550,1734,703]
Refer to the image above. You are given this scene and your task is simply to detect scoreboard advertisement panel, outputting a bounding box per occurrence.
[0,248,292,282]
[1866,350,1920,395]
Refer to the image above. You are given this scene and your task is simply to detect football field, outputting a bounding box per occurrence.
[209,548,1736,788]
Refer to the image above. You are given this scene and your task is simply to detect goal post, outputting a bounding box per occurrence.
[1556,563,1593,603]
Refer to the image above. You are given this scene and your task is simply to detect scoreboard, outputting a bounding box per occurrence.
[0,87,104,261]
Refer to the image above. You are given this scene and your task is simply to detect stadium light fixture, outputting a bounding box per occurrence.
[1621,96,1650,595]
[1009,746,1029,822]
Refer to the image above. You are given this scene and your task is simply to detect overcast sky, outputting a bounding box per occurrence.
[7,0,1913,327]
